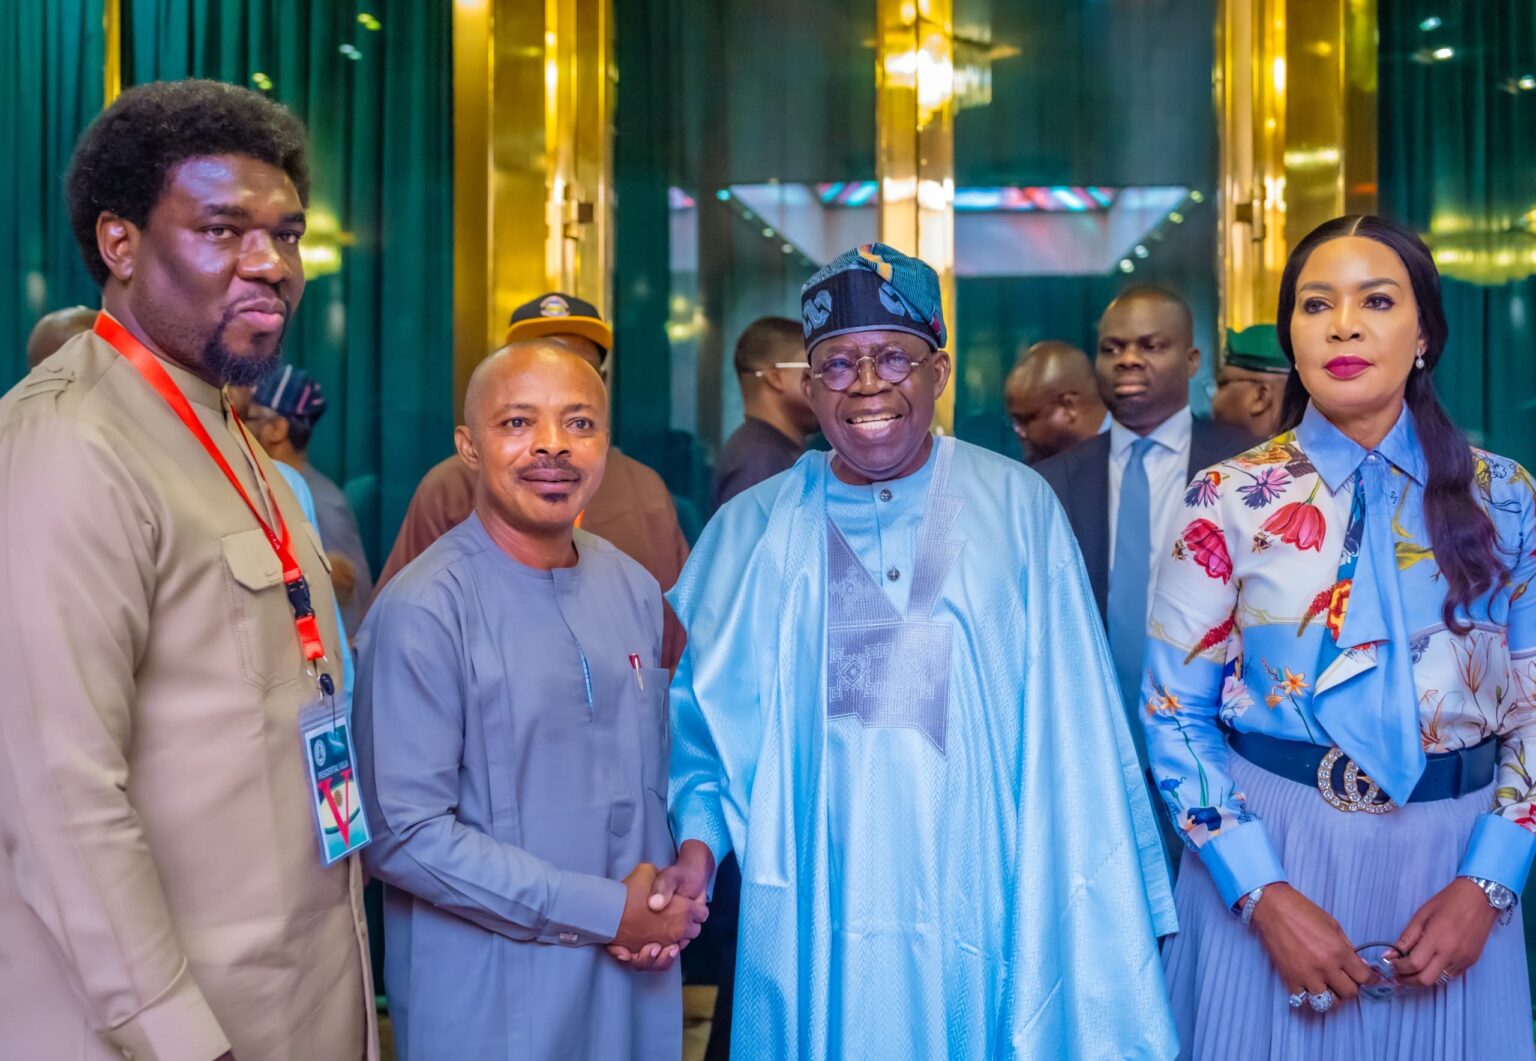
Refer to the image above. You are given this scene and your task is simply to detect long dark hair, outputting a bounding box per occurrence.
[1275,215,1501,632]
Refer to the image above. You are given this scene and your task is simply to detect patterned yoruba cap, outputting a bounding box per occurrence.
[252,362,327,421]
[799,243,947,357]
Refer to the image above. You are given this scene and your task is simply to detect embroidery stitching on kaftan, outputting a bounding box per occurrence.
[826,441,964,753]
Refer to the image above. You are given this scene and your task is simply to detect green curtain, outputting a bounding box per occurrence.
[1379,0,1536,1007]
[952,0,1219,457]
[0,0,104,383]
[1380,0,1536,468]
[121,0,454,567]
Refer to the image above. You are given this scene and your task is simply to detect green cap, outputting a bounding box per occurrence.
[1224,324,1289,374]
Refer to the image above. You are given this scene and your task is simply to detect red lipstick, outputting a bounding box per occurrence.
[1324,356,1370,380]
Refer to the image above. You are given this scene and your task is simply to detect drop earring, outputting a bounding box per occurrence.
[1415,351,1426,370]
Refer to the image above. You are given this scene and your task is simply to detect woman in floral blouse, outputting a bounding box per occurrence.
[1144,214,1535,1059]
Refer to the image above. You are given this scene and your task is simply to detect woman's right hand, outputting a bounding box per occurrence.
[1249,882,1378,1004]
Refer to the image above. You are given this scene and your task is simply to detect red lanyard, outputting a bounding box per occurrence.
[94,313,328,667]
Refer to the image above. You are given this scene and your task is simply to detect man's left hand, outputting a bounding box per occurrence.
[1389,878,1500,988]
[608,859,709,976]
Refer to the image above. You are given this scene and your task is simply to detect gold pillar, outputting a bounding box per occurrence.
[1219,0,1376,332]
[545,0,612,314]
[103,0,121,105]
[876,0,956,433]
[452,0,612,416]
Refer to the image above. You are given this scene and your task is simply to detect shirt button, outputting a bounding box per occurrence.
[887,567,901,582]
[879,488,893,502]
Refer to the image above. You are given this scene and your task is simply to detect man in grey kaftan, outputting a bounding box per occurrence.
[355,341,690,1060]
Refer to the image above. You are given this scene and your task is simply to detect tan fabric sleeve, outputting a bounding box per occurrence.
[372,457,475,596]
[0,414,229,1061]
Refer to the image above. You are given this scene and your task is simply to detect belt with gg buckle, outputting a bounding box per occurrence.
[1229,730,1497,814]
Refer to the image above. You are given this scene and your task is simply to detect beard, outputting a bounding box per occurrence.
[202,305,285,387]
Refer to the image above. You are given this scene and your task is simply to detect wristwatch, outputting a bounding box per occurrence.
[1460,876,1518,927]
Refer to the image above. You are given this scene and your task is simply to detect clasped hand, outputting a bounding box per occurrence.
[606,841,715,973]
[1253,879,1500,1008]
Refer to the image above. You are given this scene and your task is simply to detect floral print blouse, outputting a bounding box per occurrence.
[1141,403,1536,907]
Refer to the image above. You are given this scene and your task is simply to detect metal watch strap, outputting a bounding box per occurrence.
[1460,875,1517,927]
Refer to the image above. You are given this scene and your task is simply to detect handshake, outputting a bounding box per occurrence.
[606,839,716,972]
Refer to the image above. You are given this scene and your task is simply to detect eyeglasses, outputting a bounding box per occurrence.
[811,350,931,392]
[753,361,808,380]
[1354,941,1405,1002]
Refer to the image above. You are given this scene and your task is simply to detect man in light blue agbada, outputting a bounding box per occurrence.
[647,245,1179,1059]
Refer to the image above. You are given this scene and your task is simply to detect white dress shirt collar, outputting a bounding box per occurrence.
[1110,404,1192,462]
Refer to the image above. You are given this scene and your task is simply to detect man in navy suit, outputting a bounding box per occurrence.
[1037,286,1251,858]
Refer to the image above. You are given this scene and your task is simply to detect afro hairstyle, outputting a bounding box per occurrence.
[66,79,310,286]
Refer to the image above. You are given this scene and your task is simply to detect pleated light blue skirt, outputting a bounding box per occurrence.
[1163,750,1534,1061]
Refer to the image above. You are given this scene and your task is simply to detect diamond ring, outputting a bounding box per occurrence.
[1287,991,1307,1009]
[1308,990,1336,1013]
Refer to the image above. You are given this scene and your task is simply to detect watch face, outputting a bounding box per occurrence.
[1492,885,1516,909]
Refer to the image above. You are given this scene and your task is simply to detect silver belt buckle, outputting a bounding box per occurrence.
[1317,746,1397,814]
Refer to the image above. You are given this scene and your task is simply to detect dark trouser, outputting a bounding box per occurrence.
[679,852,741,1059]
[365,878,387,1002]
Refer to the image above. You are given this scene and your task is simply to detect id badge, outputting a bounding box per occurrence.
[299,695,371,865]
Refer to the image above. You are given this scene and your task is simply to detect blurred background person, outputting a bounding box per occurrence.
[25,306,95,369]
[1036,284,1252,866]
[1003,338,1108,463]
[712,315,816,511]
[246,362,374,636]
[1210,323,1291,441]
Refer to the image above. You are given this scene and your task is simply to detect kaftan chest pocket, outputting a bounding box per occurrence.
[635,667,671,798]
[221,528,295,690]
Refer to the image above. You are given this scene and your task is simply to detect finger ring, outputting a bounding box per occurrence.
[1437,969,1453,986]
[1287,991,1307,1008]
[1308,991,1335,1013]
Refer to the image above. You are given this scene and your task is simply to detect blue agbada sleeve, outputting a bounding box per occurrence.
[1006,481,1178,1057]
[355,594,626,945]
[666,489,775,873]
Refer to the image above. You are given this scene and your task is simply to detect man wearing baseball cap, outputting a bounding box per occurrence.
[373,293,689,667]
[652,244,1176,1058]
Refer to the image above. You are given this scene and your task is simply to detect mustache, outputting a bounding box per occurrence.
[226,285,291,319]
[516,457,581,477]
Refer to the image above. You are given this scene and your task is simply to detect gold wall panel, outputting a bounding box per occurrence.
[876,0,956,434]
[1219,0,1376,334]
[103,0,122,105]
[452,0,612,416]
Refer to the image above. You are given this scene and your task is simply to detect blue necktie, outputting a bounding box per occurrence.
[1110,437,1157,754]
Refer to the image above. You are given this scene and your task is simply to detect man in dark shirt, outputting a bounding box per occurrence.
[711,316,818,511]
